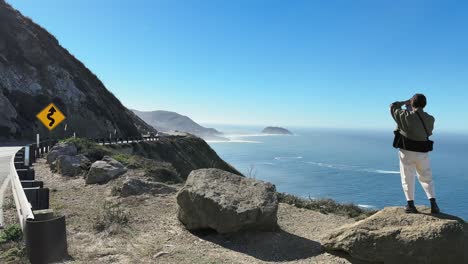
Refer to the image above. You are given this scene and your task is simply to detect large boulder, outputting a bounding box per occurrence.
[120,178,177,197]
[322,206,467,264]
[85,156,127,184]
[177,168,278,234]
[56,154,89,176]
[46,142,77,164]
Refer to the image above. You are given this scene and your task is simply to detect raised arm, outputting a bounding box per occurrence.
[390,100,411,130]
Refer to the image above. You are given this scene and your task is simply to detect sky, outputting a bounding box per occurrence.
[7,0,468,132]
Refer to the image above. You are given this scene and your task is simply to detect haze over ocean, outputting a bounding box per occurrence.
[208,125,468,219]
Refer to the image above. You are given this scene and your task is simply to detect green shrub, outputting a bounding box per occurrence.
[85,146,110,161]
[61,137,95,152]
[112,154,142,169]
[0,225,22,243]
[277,193,376,219]
[94,202,130,233]
[61,137,110,161]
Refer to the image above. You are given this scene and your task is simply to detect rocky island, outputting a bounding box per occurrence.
[261,126,293,135]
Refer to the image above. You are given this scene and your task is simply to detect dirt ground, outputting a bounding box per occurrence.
[6,159,365,264]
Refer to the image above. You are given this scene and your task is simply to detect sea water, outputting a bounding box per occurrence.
[207,125,468,219]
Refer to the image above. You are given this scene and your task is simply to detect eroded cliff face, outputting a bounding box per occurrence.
[107,135,243,179]
[0,1,155,140]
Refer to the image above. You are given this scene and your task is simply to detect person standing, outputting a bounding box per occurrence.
[390,94,440,214]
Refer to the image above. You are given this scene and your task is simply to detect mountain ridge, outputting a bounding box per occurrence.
[132,109,227,141]
[0,0,156,140]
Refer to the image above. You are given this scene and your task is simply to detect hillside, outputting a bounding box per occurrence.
[0,0,156,141]
[132,110,227,141]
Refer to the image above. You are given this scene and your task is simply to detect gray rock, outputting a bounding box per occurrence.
[177,168,278,234]
[85,156,127,184]
[120,178,177,197]
[46,142,77,164]
[322,206,467,264]
[56,154,89,177]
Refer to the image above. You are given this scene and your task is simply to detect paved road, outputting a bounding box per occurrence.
[0,146,21,227]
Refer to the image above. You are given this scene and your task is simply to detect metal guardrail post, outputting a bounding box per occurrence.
[25,215,68,264]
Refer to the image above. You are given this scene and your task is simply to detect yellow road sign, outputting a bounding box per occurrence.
[36,103,66,131]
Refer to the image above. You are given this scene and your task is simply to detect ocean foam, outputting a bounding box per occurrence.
[358,204,376,209]
[274,156,303,160]
[306,161,399,175]
[206,139,262,143]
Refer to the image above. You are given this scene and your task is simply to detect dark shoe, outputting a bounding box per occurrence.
[430,198,440,214]
[405,200,418,213]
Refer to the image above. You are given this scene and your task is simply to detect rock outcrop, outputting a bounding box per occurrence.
[261,126,293,135]
[322,206,467,264]
[86,156,127,184]
[46,142,77,164]
[177,169,279,234]
[0,1,156,140]
[56,154,89,176]
[120,178,177,197]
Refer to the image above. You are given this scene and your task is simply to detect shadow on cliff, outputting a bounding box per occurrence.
[192,228,322,261]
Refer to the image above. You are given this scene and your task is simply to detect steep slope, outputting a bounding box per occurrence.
[132,109,227,141]
[0,1,156,141]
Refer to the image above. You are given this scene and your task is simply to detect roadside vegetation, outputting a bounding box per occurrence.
[0,224,27,263]
[277,192,377,219]
[0,224,22,243]
[93,201,130,234]
[61,137,110,161]
[112,153,183,184]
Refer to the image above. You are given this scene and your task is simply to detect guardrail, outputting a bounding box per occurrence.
[10,149,35,230]
[9,135,160,263]
[92,135,159,145]
[11,140,67,264]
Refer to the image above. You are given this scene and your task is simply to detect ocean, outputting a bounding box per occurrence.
[207,125,468,219]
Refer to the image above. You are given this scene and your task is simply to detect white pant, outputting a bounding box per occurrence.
[399,149,435,201]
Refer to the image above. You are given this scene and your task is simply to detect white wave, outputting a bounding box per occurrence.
[206,139,262,143]
[307,161,399,175]
[274,156,303,160]
[256,162,275,165]
[306,161,354,170]
[358,204,375,209]
[224,133,286,138]
[373,170,400,174]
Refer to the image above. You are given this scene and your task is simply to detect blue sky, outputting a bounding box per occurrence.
[8,0,468,132]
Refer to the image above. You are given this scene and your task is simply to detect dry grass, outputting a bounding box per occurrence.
[31,158,361,264]
[277,192,377,219]
[0,188,28,264]
[93,201,130,233]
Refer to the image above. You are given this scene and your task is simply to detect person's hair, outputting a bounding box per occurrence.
[411,93,427,108]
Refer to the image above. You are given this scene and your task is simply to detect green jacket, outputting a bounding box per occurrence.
[390,101,435,141]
